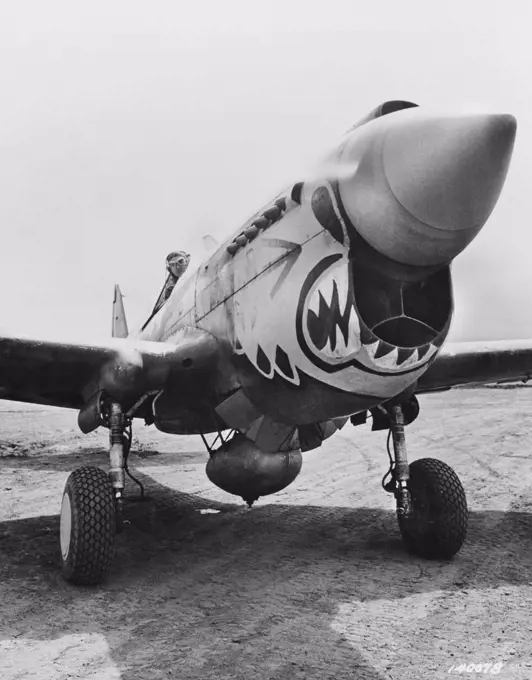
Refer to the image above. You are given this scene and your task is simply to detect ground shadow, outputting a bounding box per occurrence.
[1,466,532,680]
[0,444,207,471]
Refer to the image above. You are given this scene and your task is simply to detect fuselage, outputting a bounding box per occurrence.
[138,102,516,430]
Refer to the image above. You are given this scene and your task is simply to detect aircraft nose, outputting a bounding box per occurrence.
[337,112,517,266]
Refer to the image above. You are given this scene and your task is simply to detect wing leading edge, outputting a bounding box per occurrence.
[418,340,532,393]
[0,328,220,414]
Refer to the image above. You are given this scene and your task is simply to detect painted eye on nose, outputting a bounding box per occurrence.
[311,186,345,245]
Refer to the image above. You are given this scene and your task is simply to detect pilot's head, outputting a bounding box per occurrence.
[166,251,190,278]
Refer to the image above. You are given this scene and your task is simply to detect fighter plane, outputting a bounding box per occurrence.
[0,100,524,585]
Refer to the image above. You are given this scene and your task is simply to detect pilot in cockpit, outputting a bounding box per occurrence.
[147,251,191,321]
[163,251,191,301]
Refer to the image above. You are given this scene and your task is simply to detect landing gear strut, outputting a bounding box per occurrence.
[388,405,412,519]
[382,403,468,559]
[109,402,126,532]
[59,400,130,585]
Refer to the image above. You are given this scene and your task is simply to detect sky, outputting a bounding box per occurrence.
[0,0,530,342]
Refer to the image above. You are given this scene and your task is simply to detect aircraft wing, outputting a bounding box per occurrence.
[0,328,220,413]
[418,340,532,392]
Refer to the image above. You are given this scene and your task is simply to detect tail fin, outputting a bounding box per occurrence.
[112,284,129,338]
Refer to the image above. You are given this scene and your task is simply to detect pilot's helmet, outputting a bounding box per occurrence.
[166,251,190,278]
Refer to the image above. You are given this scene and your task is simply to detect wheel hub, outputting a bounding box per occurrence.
[59,492,72,560]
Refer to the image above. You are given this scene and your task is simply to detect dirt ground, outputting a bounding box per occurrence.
[1,389,532,680]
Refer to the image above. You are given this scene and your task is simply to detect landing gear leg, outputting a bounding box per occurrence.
[389,405,412,519]
[383,403,468,560]
[59,401,129,585]
[108,402,127,533]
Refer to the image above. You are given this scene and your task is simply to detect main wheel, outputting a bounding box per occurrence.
[60,466,116,585]
[397,458,468,559]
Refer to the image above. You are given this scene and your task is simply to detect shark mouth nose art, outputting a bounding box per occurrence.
[297,252,450,376]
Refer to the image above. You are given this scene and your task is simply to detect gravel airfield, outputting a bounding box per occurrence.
[1,388,532,680]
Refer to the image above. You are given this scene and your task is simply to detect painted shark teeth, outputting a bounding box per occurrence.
[306,261,361,360]
[307,264,350,318]
[336,270,349,314]
[398,348,419,368]
[317,275,336,312]
[377,347,399,369]
[347,310,361,350]
[318,315,362,359]
[363,338,437,370]
[364,340,380,359]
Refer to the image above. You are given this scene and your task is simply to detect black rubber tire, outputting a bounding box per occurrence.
[397,458,468,559]
[60,466,115,585]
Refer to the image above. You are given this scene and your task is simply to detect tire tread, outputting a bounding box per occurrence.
[61,466,115,585]
[398,457,468,559]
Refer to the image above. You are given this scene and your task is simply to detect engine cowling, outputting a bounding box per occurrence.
[206,433,303,506]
